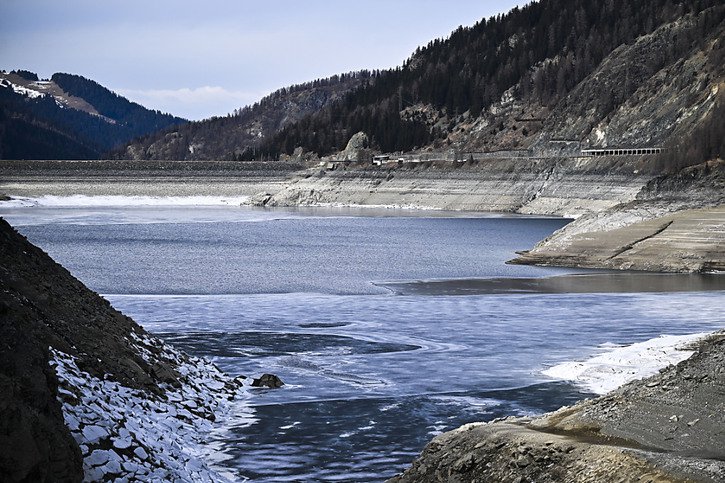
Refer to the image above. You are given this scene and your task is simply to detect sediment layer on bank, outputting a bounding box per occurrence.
[511,160,725,272]
[257,156,652,217]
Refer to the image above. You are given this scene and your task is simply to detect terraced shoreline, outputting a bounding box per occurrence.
[2,157,723,273]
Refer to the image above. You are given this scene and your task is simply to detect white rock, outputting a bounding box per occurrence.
[134,446,149,460]
[82,425,108,444]
[102,459,122,475]
[87,449,110,467]
[65,414,80,431]
[112,437,133,450]
[83,466,105,482]
[121,461,140,473]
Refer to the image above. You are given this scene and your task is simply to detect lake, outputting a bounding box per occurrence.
[3,201,723,481]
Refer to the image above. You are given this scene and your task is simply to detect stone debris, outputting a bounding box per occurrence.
[251,373,285,388]
[50,338,256,482]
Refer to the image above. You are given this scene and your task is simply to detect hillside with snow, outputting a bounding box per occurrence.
[0,70,186,159]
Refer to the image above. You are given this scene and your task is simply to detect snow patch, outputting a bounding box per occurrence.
[594,127,606,142]
[542,332,708,394]
[1,78,46,98]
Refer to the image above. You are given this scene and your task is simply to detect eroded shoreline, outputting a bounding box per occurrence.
[390,331,725,482]
[2,158,723,273]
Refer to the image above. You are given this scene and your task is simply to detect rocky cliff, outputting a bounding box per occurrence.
[0,218,247,481]
[390,332,725,482]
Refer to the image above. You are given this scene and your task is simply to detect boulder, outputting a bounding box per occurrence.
[251,374,284,388]
[340,132,370,161]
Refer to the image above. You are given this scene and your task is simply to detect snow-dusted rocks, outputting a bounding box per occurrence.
[51,341,256,482]
[542,332,708,394]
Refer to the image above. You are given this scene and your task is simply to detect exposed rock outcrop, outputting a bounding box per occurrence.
[511,160,725,272]
[339,131,371,161]
[259,156,652,217]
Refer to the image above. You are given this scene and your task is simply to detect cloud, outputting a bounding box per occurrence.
[115,86,265,120]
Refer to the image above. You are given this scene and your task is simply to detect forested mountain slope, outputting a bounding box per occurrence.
[250,0,722,169]
[120,73,368,161]
[0,71,186,159]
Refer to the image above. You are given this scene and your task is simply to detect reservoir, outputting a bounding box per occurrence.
[2,201,723,481]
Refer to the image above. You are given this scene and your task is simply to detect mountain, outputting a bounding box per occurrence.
[243,0,721,171]
[0,71,186,159]
[120,72,369,161]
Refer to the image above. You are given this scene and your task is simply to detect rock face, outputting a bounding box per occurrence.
[0,287,83,482]
[0,219,179,395]
[538,9,723,149]
[339,131,371,161]
[390,333,725,483]
[260,156,652,217]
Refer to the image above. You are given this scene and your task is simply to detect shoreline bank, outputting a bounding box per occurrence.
[3,157,722,273]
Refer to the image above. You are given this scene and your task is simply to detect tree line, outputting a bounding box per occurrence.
[247,0,721,160]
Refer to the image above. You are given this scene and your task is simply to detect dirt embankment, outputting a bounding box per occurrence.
[257,156,653,217]
[511,160,725,272]
[390,332,725,483]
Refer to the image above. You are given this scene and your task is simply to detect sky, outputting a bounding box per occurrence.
[0,1,524,120]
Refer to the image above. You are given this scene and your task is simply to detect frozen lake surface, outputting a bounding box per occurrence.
[3,201,723,481]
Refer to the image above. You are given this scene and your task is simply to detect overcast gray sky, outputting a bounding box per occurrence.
[1,1,524,120]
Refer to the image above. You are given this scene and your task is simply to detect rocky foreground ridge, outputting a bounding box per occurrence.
[0,218,248,482]
[390,332,725,482]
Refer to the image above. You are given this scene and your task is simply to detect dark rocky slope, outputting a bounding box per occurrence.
[0,216,175,481]
[390,332,725,482]
[0,218,243,481]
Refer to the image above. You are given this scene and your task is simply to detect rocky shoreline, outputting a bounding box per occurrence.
[510,160,725,273]
[1,158,723,481]
[389,331,725,482]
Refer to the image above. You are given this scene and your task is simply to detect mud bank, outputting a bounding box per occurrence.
[510,160,725,272]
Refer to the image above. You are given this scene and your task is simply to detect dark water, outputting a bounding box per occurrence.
[3,204,724,481]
